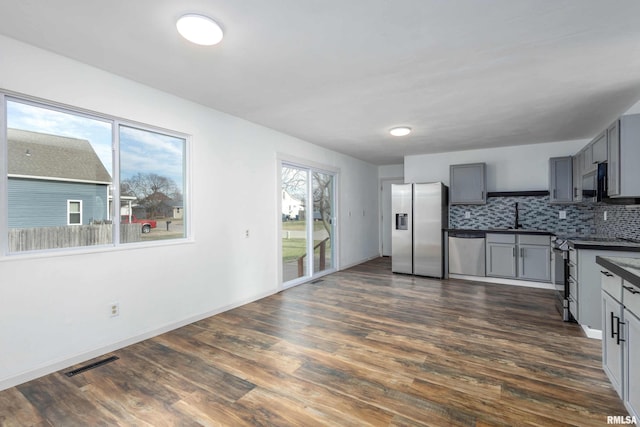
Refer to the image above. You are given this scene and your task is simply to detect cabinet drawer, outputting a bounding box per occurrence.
[568,261,577,281]
[569,295,578,321]
[518,235,551,246]
[569,276,577,298]
[624,280,640,315]
[601,269,622,301]
[486,233,516,244]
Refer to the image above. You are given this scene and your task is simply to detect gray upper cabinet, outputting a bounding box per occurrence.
[592,132,608,164]
[572,154,582,202]
[549,156,573,203]
[450,163,486,205]
[607,120,620,196]
[608,114,640,198]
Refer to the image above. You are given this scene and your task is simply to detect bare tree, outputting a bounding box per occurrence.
[313,172,333,237]
[122,173,180,218]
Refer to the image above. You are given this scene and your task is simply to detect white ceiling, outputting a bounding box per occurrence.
[1,1,640,165]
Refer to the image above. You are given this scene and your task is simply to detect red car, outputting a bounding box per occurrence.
[121,215,157,233]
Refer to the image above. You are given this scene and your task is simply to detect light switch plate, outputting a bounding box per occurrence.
[464,211,471,219]
[559,210,567,219]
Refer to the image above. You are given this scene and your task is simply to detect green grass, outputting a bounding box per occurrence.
[282,220,327,232]
[282,238,332,262]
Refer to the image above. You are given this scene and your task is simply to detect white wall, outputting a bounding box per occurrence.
[404,140,587,191]
[378,164,404,180]
[0,35,380,390]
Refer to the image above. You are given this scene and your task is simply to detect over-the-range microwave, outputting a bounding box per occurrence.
[582,162,608,202]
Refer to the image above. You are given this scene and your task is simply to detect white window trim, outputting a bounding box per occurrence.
[1,90,193,258]
[67,200,82,225]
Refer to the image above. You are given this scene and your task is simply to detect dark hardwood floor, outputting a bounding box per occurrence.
[0,257,630,426]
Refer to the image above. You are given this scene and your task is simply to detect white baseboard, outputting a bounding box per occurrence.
[582,325,602,340]
[0,288,277,392]
[448,274,555,290]
[339,255,379,271]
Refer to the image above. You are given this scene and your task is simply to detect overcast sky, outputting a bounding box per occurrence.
[7,100,184,190]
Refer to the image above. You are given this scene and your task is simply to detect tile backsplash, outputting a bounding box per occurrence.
[594,204,640,241]
[450,195,640,240]
[449,195,596,235]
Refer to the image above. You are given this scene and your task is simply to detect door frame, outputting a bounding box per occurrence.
[277,155,339,290]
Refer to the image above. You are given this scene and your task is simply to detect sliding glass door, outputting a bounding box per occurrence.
[281,163,335,285]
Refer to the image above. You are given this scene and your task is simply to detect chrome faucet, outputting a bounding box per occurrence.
[514,202,522,229]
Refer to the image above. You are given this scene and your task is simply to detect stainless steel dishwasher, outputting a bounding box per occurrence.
[448,233,486,276]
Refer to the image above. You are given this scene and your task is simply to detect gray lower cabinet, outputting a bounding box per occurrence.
[518,244,551,281]
[449,163,486,205]
[549,156,573,203]
[602,287,624,397]
[600,265,640,420]
[486,242,516,277]
[486,234,550,282]
[572,249,640,331]
[626,308,640,420]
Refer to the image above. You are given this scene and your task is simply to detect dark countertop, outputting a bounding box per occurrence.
[446,228,553,236]
[596,256,640,288]
[569,240,640,252]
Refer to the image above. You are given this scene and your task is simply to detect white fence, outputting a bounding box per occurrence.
[8,224,141,252]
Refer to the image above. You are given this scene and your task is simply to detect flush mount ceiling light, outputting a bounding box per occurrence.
[389,127,412,137]
[176,14,224,46]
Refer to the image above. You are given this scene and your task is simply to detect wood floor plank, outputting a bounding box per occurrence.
[0,257,632,425]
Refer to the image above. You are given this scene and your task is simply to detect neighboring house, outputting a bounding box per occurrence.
[7,128,112,228]
[282,190,303,220]
[172,206,183,219]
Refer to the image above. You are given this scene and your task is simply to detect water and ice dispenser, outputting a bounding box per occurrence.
[395,213,408,230]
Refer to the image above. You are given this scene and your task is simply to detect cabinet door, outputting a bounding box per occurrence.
[583,143,594,174]
[625,309,640,419]
[450,163,486,205]
[592,133,608,163]
[518,244,551,281]
[603,291,624,397]
[549,157,572,203]
[486,243,516,278]
[607,120,620,196]
[572,154,582,201]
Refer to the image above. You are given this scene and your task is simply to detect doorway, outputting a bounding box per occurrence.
[281,162,336,287]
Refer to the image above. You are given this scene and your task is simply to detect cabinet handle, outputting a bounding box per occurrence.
[600,270,614,277]
[512,247,516,257]
[611,311,616,339]
[520,248,524,257]
[574,187,577,197]
[623,285,640,295]
[553,189,557,199]
[616,316,626,345]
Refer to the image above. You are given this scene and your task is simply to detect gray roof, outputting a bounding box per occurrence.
[8,128,112,184]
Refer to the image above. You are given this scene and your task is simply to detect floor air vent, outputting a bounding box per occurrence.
[65,356,119,377]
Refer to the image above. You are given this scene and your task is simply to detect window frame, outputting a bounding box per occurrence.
[0,90,192,258]
[67,200,83,225]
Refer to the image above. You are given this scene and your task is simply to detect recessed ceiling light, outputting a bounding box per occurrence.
[176,14,224,46]
[389,127,412,137]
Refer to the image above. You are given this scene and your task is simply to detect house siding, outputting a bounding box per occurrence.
[8,178,109,228]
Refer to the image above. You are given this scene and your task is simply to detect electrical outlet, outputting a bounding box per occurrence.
[110,302,119,318]
[604,211,608,221]
[559,210,566,219]
[245,229,250,238]
[464,211,471,219]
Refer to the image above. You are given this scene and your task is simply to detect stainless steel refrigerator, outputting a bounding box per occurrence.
[391,182,448,278]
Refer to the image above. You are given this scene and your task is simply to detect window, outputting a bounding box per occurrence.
[67,200,82,225]
[2,93,189,254]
